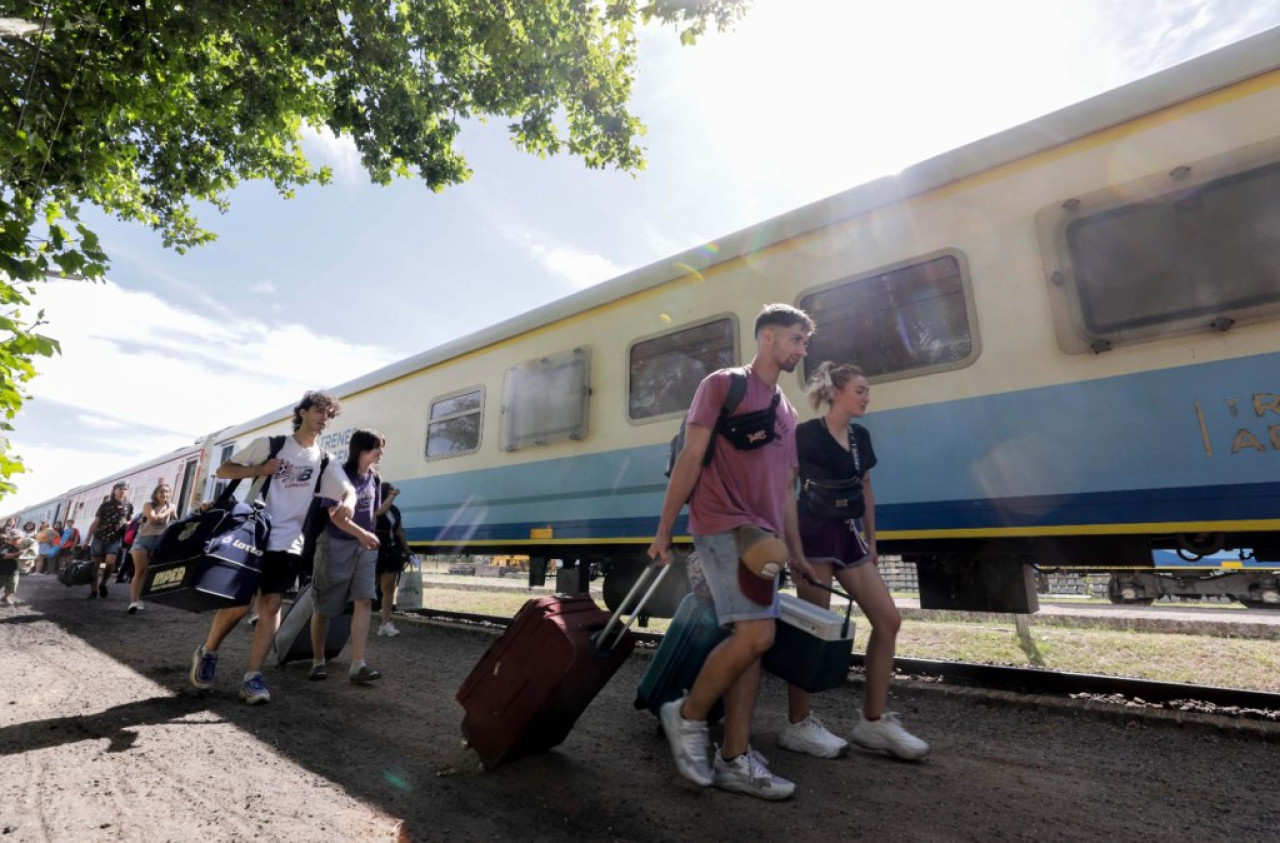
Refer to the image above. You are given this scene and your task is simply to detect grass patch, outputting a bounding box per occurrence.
[885,620,1280,692]
[413,582,1278,693]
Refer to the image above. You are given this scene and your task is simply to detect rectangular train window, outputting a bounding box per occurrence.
[426,387,484,460]
[628,317,736,422]
[1064,162,1280,343]
[499,347,591,451]
[798,252,976,382]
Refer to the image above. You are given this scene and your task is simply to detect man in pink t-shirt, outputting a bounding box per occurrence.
[648,303,818,801]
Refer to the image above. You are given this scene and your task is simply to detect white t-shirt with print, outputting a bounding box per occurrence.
[229,435,353,554]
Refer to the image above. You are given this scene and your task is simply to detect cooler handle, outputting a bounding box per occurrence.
[802,576,856,639]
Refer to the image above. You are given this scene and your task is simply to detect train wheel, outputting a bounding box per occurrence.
[1106,576,1154,606]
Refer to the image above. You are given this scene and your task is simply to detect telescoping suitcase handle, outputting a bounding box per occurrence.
[594,564,672,654]
[802,576,857,639]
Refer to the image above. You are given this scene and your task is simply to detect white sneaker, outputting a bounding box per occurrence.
[850,712,929,761]
[377,622,400,637]
[778,714,849,758]
[712,746,795,800]
[127,601,144,614]
[659,697,712,786]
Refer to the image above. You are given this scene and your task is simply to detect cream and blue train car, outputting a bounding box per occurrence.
[58,443,210,528]
[199,28,1280,612]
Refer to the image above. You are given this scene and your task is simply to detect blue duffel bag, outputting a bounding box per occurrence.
[140,497,272,612]
[140,437,290,612]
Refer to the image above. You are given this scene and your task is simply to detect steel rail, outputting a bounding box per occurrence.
[407,607,1280,715]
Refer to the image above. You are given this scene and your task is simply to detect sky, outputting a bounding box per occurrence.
[7,0,1280,514]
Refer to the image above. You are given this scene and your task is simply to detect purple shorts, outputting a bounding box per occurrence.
[799,512,871,569]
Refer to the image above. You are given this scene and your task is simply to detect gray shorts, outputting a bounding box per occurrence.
[693,530,780,627]
[312,533,377,617]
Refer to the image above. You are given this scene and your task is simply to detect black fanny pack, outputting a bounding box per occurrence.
[802,477,863,520]
[719,391,781,451]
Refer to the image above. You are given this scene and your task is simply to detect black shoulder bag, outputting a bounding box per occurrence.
[801,424,864,520]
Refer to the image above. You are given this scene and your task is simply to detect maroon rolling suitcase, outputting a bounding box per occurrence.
[457,566,670,770]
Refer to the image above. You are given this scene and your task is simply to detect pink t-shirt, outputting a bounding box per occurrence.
[687,367,798,537]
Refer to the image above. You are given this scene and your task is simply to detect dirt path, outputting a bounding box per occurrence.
[2,574,1277,842]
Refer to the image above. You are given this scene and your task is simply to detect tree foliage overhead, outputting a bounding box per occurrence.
[0,0,746,499]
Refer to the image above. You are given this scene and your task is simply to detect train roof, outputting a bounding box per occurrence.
[215,25,1280,442]
[59,441,209,498]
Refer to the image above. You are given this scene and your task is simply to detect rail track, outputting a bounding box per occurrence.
[406,607,1280,720]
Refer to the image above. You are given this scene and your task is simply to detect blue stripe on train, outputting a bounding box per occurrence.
[400,480,1280,544]
[395,351,1280,542]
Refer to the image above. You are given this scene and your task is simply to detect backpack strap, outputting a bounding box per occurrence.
[220,434,288,504]
[722,370,749,417]
[312,451,331,494]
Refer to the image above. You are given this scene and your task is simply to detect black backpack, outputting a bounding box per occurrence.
[664,371,748,477]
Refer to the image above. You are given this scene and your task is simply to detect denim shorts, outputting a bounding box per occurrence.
[132,534,164,554]
[90,537,123,558]
[693,530,780,627]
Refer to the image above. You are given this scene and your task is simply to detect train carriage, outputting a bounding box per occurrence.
[13,28,1280,611]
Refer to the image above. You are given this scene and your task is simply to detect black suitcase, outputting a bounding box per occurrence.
[273,583,351,664]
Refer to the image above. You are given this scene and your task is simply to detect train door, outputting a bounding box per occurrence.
[176,457,200,517]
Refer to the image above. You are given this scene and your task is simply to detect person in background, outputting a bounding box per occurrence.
[127,482,177,614]
[309,429,384,683]
[374,481,409,638]
[115,513,143,583]
[0,519,22,606]
[85,483,134,599]
[55,519,80,573]
[783,361,928,762]
[36,521,61,575]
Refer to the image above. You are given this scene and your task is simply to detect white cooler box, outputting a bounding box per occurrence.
[761,593,854,693]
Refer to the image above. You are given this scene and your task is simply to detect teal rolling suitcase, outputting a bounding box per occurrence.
[634,592,729,720]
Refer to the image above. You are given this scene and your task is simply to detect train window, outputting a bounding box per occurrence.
[798,252,977,382]
[499,347,591,451]
[627,316,737,422]
[1042,152,1280,351]
[425,387,484,460]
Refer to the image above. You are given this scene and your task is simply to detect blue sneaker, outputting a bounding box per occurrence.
[189,646,218,690]
[239,672,271,705]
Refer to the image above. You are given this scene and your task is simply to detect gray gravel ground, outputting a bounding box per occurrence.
[2,573,1277,842]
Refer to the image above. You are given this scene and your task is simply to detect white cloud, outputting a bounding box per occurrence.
[526,241,625,289]
[300,124,366,187]
[250,280,278,295]
[4,279,402,512]
[77,414,130,431]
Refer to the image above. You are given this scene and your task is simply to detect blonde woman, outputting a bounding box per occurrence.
[128,483,177,614]
[778,361,929,762]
